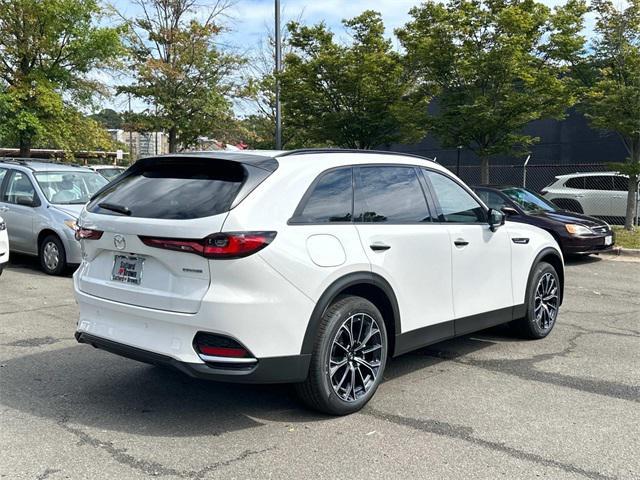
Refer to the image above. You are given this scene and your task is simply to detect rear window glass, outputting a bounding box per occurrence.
[87,159,246,219]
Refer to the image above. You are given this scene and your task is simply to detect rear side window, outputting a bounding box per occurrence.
[291,168,353,223]
[354,166,432,223]
[613,176,628,191]
[583,176,613,191]
[565,177,584,189]
[87,159,247,219]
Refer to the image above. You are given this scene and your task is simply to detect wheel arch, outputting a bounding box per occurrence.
[301,272,401,357]
[530,247,565,306]
[37,229,61,252]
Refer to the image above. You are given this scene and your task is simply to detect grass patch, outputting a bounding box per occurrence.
[612,226,640,249]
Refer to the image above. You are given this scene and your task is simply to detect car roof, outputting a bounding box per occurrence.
[555,171,620,178]
[0,159,94,173]
[91,165,126,169]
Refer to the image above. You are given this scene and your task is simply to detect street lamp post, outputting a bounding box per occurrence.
[274,0,282,150]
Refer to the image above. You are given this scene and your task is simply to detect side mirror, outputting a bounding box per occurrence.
[16,196,38,207]
[501,206,519,216]
[488,208,505,232]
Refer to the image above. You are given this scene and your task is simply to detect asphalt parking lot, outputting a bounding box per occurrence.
[1,254,638,480]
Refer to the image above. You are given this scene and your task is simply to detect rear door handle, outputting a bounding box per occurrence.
[454,239,469,247]
[370,243,391,251]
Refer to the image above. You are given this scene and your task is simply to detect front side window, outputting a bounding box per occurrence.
[292,168,353,223]
[3,171,38,206]
[583,176,613,191]
[355,166,432,223]
[0,168,7,187]
[613,176,628,191]
[423,170,485,223]
[501,188,557,213]
[35,171,108,205]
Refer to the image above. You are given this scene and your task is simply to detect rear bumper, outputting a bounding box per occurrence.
[76,332,311,383]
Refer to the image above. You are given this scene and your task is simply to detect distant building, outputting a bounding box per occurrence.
[107,129,170,159]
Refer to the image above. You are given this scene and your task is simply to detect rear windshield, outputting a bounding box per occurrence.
[87,159,247,219]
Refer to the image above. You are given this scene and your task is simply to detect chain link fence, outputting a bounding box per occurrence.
[441,162,639,226]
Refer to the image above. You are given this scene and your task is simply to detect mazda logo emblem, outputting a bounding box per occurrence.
[114,234,126,251]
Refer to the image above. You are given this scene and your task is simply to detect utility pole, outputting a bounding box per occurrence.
[274,0,282,150]
[128,93,134,161]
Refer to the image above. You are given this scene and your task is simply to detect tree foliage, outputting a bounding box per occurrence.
[581,0,640,229]
[0,0,122,156]
[397,0,588,183]
[279,10,428,149]
[118,0,243,152]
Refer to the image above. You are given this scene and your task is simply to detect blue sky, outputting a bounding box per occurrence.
[103,0,590,114]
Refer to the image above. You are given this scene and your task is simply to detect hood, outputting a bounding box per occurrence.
[51,204,85,219]
[529,210,607,228]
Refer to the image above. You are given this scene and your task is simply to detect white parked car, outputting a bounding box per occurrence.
[0,215,8,276]
[542,172,636,222]
[74,149,564,415]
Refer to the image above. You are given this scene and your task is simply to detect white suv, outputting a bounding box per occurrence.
[74,150,564,415]
[542,172,636,222]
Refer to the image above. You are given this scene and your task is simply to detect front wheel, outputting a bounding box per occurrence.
[295,295,388,415]
[39,234,67,276]
[512,262,560,339]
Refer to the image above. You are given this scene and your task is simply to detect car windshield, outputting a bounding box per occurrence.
[97,168,125,181]
[501,187,558,213]
[34,171,109,205]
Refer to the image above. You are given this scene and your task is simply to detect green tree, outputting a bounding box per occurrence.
[118,0,243,153]
[0,0,122,157]
[90,108,123,130]
[280,10,428,149]
[397,0,588,183]
[582,0,640,230]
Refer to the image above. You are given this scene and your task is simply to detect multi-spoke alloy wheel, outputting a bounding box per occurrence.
[329,313,383,402]
[534,272,558,330]
[43,241,60,272]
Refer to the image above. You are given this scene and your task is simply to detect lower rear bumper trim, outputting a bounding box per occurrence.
[75,332,311,384]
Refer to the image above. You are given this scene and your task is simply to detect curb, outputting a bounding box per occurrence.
[601,247,640,258]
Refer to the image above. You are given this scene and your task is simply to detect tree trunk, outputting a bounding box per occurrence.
[480,157,490,184]
[624,147,639,231]
[168,128,178,153]
[18,133,31,158]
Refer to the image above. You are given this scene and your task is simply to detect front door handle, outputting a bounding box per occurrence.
[370,243,391,252]
[454,239,469,247]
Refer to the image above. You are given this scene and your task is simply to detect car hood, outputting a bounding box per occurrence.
[51,204,84,219]
[530,210,607,228]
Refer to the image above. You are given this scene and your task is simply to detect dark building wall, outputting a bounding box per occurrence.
[383,109,628,167]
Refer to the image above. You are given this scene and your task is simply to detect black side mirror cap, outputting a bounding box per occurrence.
[488,208,506,232]
[501,206,519,216]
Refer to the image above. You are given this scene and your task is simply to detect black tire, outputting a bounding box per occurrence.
[551,198,583,214]
[39,234,67,276]
[295,295,388,415]
[0,265,3,277]
[512,262,560,339]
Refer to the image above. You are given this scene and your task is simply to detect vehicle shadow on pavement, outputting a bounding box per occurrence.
[5,252,75,278]
[0,328,509,435]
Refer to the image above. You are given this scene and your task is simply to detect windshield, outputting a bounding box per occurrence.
[34,171,109,205]
[501,188,558,213]
[97,168,126,181]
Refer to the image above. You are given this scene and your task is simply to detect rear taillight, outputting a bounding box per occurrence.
[75,227,103,241]
[139,231,276,259]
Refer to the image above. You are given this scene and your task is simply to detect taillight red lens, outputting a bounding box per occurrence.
[139,232,276,259]
[75,228,103,241]
[198,346,248,358]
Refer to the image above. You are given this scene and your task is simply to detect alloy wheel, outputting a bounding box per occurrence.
[329,313,383,402]
[534,272,558,330]
[43,241,60,272]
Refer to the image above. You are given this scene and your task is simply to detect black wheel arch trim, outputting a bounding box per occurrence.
[529,247,564,306]
[300,271,401,356]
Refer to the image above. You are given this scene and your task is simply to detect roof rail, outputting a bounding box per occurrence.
[276,148,435,162]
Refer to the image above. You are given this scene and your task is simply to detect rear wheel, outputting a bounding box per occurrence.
[39,234,67,276]
[512,262,560,339]
[295,295,388,415]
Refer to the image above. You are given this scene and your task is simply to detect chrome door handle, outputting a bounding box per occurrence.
[370,243,391,252]
[454,239,469,247]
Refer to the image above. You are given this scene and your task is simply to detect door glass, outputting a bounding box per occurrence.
[583,176,613,191]
[293,168,353,223]
[474,189,509,211]
[3,171,37,205]
[0,168,7,188]
[612,176,628,191]
[423,170,485,222]
[565,177,584,189]
[355,166,431,223]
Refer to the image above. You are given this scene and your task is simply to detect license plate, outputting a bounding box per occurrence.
[604,235,613,246]
[112,255,144,284]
